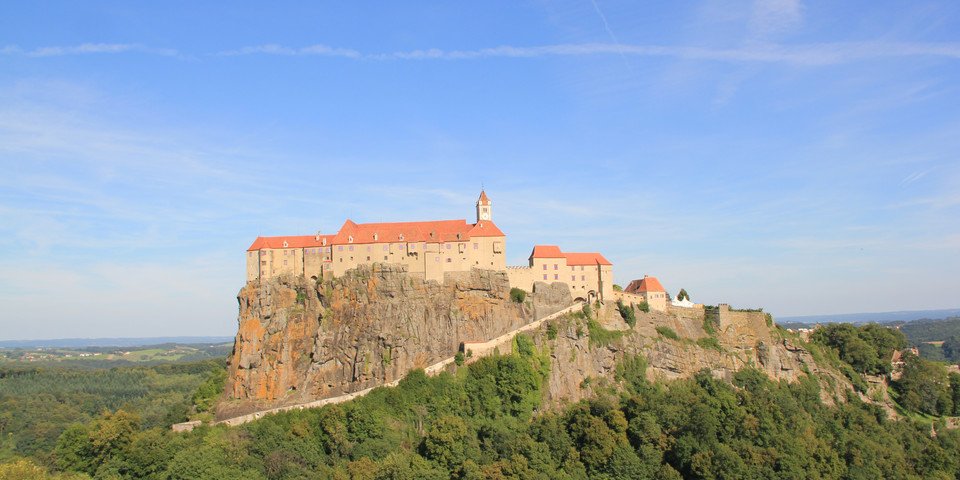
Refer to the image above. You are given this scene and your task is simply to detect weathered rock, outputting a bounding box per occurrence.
[218,264,571,420]
[530,304,847,407]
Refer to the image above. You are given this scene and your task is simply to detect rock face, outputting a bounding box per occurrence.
[532,304,847,406]
[219,264,571,420]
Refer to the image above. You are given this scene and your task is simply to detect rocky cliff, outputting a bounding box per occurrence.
[218,264,571,420]
[531,303,849,406]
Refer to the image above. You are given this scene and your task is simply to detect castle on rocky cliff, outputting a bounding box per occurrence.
[246,191,615,302]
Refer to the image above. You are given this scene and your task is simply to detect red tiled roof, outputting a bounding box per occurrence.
[248,218,507,251]
[247,235,334,251]
[564,252,612,266]
[468,220,505,237]
[478,190,490,205]
[530,245,564,259]
[625,276,665,293]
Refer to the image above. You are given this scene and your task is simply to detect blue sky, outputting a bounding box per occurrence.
[1,1,959,340]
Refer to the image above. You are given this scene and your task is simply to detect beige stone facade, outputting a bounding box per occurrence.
[246,191,616,300]
[247,192,506,283]
[506,245,614,303]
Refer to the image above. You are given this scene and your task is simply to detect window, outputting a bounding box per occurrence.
[446,258,452,263]
[338,246,344,251]
[366,256,370,261]
[261,261,266,265]
[384,256,388,261]
[410,244,416,250]
[554,264,558,270]
[283,260,288,265]
[349,245,354,251]
[473,243,478,250]
[543,274,548,280]
[554,274,559,280]
[383,245,388,251]
[445,243,451,250]
[580,266,584,271]
[581,275,585,281]
[542,264,547,270]
[572,276,576,281]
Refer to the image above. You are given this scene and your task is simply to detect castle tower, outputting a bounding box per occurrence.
[476,190,492,222]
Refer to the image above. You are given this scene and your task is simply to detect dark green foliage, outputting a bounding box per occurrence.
[676,289,689,301]
[655,326,679,341]
[951,373,960,416]
[587,320,624,347]
[581,303,592,318]
[811,323,907,375]
[637,301,650,313]
[900,316,960,344]
[892,352,953,416]
[0,360,220,461]
[616,300,636,329]
[545,322,558,340]
[509,287,527,303]
[454,351,464,366]
[7,338,960,479]
[191,367,227,414]
[612,284,623,292]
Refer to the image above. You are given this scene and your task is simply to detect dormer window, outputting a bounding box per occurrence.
[282,241,289,248]
[456,232,462,240]
[430,231,435,239]
[321,238,327,246]
[399,234,404,241]
[348,236,354,243]
[373,233,379,241]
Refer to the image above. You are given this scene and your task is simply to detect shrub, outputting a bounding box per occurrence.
[613,284,623,292]
[655,326,679,341]
[637,301,649,313]
[616,300,636,328]
[454,351,464,366]
[546,322,558,340]
[582,304,593,318]
[588,320,624,347]
[509,287,526,303]
[696,337,722,351]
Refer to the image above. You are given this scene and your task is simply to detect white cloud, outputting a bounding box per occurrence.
[1,43,180,58]
[750,0,803,37]
[217,41,960,66]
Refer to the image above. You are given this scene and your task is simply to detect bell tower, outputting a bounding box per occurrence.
[476,190,492,223]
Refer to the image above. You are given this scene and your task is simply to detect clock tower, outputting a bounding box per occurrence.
[476,190,492,223]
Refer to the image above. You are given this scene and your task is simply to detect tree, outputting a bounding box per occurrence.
[421,415,468,471]
[677,289,689,302]
[509,288,526,303]
[893,352,952,415]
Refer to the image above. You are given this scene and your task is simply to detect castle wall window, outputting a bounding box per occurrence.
[581,275,585,281]
[383,245,388,251]
[338,246,344,251]
[473,243,478,250]
[446,258,452,263]
[572,276,576,281]
[542,264,547,270]
[543,274,547,280]
[349,246,354,251]
[553,264,558,270]
[445,243,451,250]
[554,274,559,280]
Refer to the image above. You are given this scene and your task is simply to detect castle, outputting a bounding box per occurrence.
[246,191,615,302]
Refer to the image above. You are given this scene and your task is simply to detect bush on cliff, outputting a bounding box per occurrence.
[509,287,527,303]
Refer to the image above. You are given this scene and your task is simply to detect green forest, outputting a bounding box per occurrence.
[2,327,960,479]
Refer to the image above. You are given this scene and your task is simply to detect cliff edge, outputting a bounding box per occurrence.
[218,264,571,420]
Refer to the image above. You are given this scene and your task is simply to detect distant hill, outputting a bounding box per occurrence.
[777,308,960,329]
[0,336,234,349]
[900,317,960,344]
